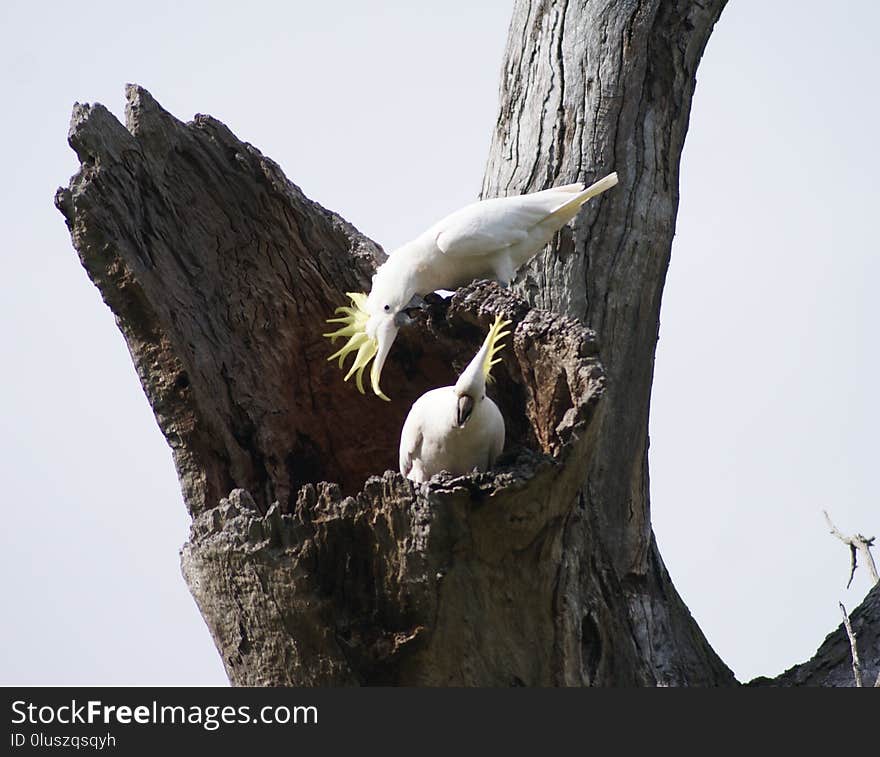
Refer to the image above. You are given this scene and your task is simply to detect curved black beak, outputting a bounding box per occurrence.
[456,395,474,427]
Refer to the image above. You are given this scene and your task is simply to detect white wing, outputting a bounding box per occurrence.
[399,403,424,480]
[433,183,586,258]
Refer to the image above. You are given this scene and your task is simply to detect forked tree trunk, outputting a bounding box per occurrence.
[56,0,879,686]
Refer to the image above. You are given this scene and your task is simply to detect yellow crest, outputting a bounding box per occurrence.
[481,315,512,383]
[323,292,389,401]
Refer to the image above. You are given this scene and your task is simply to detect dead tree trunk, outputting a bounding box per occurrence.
[56,86,609,685]
[479,0,737,684]
[56,0,879,686]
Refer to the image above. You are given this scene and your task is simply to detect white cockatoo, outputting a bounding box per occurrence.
[399,316,510,483]
[325,172,618,400]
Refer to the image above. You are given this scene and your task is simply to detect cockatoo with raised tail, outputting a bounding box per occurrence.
[325,172,618,400]
[399,316,510,483]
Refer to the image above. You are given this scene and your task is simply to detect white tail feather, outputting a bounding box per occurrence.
[545,172,618,226]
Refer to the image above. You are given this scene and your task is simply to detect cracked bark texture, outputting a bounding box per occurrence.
[56,84,614,684]
[480,0,735,684]
[56,1,878,686]
[177,281,611,686]
[478,0,880,686]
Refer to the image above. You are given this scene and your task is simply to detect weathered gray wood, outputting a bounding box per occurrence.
[57,86,616,684]
[482,0,735,684]
[56,86,387,512]
[824,510,879,588]
[180,282,610,685]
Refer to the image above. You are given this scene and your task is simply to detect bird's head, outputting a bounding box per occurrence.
[453,315,511,427]
[323,265,414,401]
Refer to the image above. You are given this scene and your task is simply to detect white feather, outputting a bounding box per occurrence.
[399,387,505,483]
[432,182,587,257]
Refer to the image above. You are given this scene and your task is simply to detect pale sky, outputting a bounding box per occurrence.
[1,0,876,685]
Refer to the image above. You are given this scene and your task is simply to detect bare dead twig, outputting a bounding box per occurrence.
[823,510,879,588]
[839,602,862,687]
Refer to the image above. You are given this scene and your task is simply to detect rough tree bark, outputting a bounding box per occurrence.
[56,86,609,685]
[481,0,737,684]
[56,0,879,686]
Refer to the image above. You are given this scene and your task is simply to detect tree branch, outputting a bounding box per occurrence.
[824,510,879,588]
[839,602,862,687]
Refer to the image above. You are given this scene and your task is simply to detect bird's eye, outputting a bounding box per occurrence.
[384,305,391,312]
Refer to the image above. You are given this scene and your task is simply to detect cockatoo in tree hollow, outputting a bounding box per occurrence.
[325,172,618,400]
[399,316,510,483]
